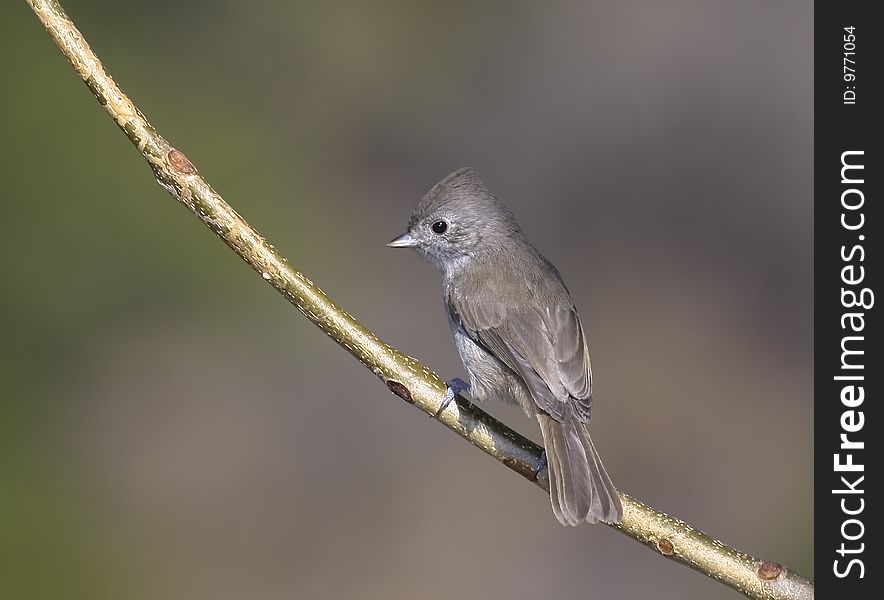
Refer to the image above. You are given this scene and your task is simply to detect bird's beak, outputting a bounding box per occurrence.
[387,231,418,248]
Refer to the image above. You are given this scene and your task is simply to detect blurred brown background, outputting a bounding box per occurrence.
[2,1,812,599]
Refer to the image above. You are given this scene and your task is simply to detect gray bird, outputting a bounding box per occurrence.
[388,168,622,526]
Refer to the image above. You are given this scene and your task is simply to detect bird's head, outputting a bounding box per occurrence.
[388,168,521,272]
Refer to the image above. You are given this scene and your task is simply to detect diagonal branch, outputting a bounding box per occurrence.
[25,1,813,598]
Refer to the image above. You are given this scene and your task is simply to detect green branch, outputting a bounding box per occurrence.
[25,1,813,598]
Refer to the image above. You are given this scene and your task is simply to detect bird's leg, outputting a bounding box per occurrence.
[435,378,471,417]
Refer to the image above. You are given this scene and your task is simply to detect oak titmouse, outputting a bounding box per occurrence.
[388,168,622,525]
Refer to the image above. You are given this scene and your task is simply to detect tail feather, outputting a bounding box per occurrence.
[537,414,622,526]
[543,421,567,524]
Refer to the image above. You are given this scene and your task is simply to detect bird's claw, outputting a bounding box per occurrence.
[435,378,471,418]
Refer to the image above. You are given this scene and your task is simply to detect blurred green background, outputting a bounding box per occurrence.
[2,1,811,598]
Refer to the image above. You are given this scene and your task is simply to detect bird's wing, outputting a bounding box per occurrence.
[449,291,593,423]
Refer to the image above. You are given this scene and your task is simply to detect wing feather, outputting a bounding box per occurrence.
[448,287,594,424]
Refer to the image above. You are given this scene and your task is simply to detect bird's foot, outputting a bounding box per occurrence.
[435,378,471,418]
[446,378,471,395]
[535,450,548,479]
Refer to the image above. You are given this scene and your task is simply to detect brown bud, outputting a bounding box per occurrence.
[502,456,537,481]
[757,561,783,581]
[656,538,675,556]
[386,380,413,403]
[167,148,197,174]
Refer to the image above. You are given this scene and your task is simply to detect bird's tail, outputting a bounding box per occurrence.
[536,414,622,526]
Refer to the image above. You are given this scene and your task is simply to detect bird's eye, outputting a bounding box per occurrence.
[431,220,448,234]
